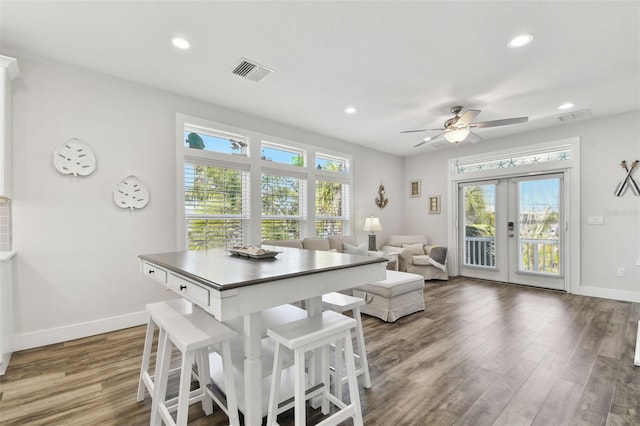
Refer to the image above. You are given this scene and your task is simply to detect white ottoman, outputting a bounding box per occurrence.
[353,270,425,322]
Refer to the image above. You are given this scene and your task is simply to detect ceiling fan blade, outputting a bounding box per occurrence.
[466,131,482,144]
[470,116,528,129]
[413,131,445,147]
[401,128,442,134]
[456,110,481,127]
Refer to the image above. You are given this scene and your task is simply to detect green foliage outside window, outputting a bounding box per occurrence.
[185,164,246,249]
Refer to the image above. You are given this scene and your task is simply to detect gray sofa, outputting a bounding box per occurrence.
[381,235,449,281]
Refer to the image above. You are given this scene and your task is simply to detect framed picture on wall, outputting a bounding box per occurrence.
[428,195,440,214]
[410,179,421,198]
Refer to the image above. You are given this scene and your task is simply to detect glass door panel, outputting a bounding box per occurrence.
[508,174,565,289]
[459,182,507,282]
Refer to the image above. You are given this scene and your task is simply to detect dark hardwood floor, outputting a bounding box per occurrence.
[1,277,639,425]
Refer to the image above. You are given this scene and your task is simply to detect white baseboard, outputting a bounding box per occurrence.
[577,285,640,303]
[12,311,148,352]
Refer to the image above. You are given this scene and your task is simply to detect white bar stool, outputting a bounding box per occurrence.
[152,304,240,426]
[266,310,363,426]
[137,298,193,403]
[322,292,371,400]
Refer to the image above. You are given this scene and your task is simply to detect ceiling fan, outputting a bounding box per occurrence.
[401,106,528,147]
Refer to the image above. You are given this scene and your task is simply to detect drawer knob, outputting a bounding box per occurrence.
[148,269,155,274]
[179,285,187,291]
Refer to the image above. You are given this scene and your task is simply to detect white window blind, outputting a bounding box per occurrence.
[315,179,349,237]
[184,161,249,249]
[261,171,306,240]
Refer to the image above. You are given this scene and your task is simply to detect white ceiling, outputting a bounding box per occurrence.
[1,1,638,157]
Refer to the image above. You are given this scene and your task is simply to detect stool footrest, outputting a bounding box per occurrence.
[276,382,324,413]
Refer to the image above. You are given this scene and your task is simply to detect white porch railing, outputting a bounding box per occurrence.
[519,238,559,274]
[464,237,495,267]
[464,237,559,274]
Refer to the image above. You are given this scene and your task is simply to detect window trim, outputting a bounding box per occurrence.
[176,113,353,249]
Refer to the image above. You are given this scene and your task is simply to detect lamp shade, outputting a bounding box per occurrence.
[363,217,382,233]
[444,128,470,143]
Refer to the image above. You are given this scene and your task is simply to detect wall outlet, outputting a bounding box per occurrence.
[617,267,626,277]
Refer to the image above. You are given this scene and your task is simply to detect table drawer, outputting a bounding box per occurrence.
[167,273,210,307]
[142,261,167,284]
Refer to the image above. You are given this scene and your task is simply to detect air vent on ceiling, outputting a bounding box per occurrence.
[555,109,591,122]
[232,58,273,82]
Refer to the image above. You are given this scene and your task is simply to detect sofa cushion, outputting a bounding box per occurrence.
[302,238,331,251]
[402,242,425,256]
[387,235,428,247]
[262,239,303,249]
[328,236,358,253]
[343,242,368,255]
[412,255,432,266]
[355,270,424,298]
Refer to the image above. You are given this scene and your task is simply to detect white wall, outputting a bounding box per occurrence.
[404,111,640,301]
[9,56,404,350]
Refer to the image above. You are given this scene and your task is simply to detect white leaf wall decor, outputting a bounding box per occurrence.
[113,175,149,210]
[52,138,97,176]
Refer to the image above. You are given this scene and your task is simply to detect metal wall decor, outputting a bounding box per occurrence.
[375,183,388,208]
[428,195,441,214]
[52,138,96,176]
[614,160,639,197]
[410,179,421,198]
[114,175,149,209]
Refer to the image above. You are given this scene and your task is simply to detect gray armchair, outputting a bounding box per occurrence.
[381,235,449,281]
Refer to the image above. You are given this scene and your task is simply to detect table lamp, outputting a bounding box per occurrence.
[363,216,382,251]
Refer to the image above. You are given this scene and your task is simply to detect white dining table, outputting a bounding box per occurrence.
[139,246,386,426]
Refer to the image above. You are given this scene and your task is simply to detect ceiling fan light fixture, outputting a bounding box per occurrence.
[444,128,470,143]
[508,33,533,48]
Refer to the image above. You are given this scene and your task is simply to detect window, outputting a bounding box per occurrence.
[178,114,352,248]
[184,126,248,157]
[261,170,306,240]
[316,153,348,173]
[315,179,348,237]
[184,161,249,249]
[261,141,305,167]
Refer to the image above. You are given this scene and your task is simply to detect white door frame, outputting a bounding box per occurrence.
[447,137,581,294]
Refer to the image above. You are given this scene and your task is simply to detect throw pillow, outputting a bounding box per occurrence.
[402,242,425,256]
[428,246,448,271]
[343,242,368,256]
[412,255,431,266]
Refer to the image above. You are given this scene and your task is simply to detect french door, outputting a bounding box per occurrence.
[458,173,565,291]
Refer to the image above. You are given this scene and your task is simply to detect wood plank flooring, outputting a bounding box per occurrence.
[1,277,639,425]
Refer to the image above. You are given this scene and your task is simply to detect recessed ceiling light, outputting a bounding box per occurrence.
[557,102,575,110]
[423,136,432,142]
[344,106,357,114]
[508,33,533,48]
[171,37,191,49]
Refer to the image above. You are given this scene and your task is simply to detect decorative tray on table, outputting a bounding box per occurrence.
[227,246,281,259]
